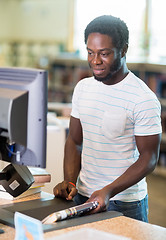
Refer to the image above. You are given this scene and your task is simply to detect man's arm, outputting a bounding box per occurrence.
[53,116,83,200]
[88,134,161,212]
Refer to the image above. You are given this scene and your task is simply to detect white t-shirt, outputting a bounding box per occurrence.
[71,71,162,201]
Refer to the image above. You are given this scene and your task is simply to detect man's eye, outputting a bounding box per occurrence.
[101,52,108,56]
[88,52,93,56]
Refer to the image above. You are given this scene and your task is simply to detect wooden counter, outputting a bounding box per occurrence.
[0,192,166,240]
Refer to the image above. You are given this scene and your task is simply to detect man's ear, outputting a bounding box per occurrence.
[122,44,128,57]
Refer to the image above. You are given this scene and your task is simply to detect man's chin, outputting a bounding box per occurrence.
[94,76,105,82]
[94,74,112,82]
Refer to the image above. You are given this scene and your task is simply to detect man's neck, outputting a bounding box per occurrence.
[102,63,129,85]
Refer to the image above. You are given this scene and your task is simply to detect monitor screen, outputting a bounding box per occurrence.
[0,67,48,168]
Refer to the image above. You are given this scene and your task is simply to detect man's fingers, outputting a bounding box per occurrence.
[66,187,77,200]
[53,181,77,200]
[53,182,68,198]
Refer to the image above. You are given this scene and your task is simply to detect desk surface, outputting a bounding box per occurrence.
[0,192,166,240]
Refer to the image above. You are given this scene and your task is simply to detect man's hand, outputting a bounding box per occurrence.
[86,187,110,213]
[53,180,78,200]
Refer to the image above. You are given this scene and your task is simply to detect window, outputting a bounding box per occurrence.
[149,0,166,63]
[74,0,165,63]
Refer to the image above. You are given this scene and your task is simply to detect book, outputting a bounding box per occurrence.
[28,167,51,184]
[0,185,41,200]
[42,201,99,224]
[30,182,45,188]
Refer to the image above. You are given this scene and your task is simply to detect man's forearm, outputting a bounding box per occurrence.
[64,137,81,184]
[104,152,157,199]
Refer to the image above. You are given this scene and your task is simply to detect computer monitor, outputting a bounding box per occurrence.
[0,67,48,197]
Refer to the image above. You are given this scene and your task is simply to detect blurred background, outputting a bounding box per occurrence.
[0,0,165,228]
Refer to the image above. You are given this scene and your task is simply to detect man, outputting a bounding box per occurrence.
[53,15,162,222]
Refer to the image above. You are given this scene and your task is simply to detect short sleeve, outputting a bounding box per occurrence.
[134,94,162,136]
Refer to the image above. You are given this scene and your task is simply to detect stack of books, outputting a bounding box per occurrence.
[0,167,51,200]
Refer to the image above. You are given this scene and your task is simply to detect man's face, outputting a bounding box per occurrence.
[87,33,122,84]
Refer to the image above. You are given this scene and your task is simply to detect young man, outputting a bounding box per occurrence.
[53,15,162,222]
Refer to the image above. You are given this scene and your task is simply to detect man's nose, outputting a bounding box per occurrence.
[93,54,102,64]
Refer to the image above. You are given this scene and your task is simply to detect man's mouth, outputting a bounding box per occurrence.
[93,68,105,75]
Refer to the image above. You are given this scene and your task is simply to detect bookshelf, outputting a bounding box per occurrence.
[48,58,92,103]
[48,59,166,176]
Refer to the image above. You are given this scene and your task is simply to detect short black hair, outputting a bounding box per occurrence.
[84,15,129,49]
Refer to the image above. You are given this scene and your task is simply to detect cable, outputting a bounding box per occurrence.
[5,144,26,162]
